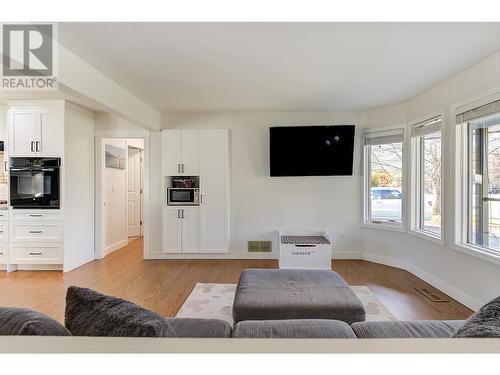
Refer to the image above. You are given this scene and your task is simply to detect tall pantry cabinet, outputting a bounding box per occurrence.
[162,129,229,254]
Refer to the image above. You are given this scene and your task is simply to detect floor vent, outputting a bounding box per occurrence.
[415,288,450,303]
[248,241,272,252]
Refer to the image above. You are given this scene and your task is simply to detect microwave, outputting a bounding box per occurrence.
[167,188,200,206]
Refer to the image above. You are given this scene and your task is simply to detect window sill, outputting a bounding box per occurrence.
[361,221,405,233]
[451,243,500,266]
[409,228,444,246]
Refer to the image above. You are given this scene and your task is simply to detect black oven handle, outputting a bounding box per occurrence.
[10,168,55,172]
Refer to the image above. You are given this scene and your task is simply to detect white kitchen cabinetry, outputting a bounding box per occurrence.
[163,207,201,254]
[162,129,229,254]
[162,129,200,175]
[9,243,63,265]
[0,245,7,265]
[8,106,64,157]
[163,208,182,253]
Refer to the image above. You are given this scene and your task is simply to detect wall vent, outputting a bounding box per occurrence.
[415,288,450,303]
[248,241,272,252]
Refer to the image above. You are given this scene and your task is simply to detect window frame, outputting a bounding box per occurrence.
[409,114,444,245]
[454,94,500,263]
[362,126,407,232]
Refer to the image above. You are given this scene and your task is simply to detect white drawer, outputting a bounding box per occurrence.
[10,222,64,243]
[0,210,8,221]
[0,222,8,243]
[10,210,64,221]
[9,244,63,264]
[0,245,7,265]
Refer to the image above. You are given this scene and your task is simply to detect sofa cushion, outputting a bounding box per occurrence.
[351,320,466,339]
[232,319,356,338]
[65,286,176,337]
[0,307,71,336]
[453,295,500,338]
[167,318,232,338]
[233,269,366,324]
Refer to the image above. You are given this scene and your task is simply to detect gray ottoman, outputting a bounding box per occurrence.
[232,269,366,324]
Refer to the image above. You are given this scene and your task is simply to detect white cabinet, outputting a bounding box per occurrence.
[0,245,7,265]
[162,129,200,175]
[163,208,182,253]
[162,129,229,254]
[200,208,228,253]
[163,207,200,254]
[0,221,8,243]
[8,106,64,156]
[9,243,63,264]
[181,208,200,253]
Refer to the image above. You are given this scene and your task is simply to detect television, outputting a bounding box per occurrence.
[269,125,355,176]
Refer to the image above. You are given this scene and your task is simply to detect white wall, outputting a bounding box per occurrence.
[64,105,96,271]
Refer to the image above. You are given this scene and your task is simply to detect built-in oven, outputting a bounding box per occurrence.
[167,188,200,206]
[9,158,61,209]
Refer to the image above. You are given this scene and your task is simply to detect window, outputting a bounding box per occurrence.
[364,129,405,227]
[410,116,443,238]
[457,99,500,255]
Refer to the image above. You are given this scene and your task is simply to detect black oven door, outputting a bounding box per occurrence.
[10,167,60,209]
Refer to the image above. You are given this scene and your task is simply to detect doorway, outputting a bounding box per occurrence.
[127,144,144,238]
[95,137,146,260]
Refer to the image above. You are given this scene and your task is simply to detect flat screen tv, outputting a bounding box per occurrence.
[269,125,355,176]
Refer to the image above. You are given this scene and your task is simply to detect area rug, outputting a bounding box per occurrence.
[176,283,396,325]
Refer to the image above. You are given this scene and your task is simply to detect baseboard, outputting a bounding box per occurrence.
[361,252,408,270]
[105,239,129,257]
[146,250,277,260]
[333,251,363,259]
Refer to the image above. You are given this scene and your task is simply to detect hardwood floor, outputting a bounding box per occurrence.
[0,237,473,323]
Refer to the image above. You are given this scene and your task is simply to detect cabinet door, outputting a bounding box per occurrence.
[38,110,64,156]
[9,110,37,156]
[181,208,200,253]
[162,129,182,175]
[163,208,182,253]
[199,129,228,208]
[180,129,200,175]
[200,208,228,253]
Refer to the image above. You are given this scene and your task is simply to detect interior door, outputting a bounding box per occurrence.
[162,129,182,175]
[38,110,64,156]
[163,208,182,253]
[127,147,142,237]
[9,111,37,155]
[181,208,200,253]
[180,129,200,175]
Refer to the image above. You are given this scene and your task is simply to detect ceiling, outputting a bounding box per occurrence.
[58,23,500,113]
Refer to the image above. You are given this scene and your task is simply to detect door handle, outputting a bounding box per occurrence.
[30,141,35,152]
[36,141,40,152]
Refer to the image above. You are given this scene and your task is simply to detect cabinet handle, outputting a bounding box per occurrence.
[29,214,43,217]
[36,141,40,152]
[29,230,43,234]
[30,141,35,152]
[177,209,180,219]
[4,161,7,172]
[0,230,3,233]
[181,209,185,219]
[29,252,43,256]
[177,164,180,174]
[181,164,185,173]
[0,252,3,256]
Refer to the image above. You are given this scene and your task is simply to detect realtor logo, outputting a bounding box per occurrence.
[1,23,57,89]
